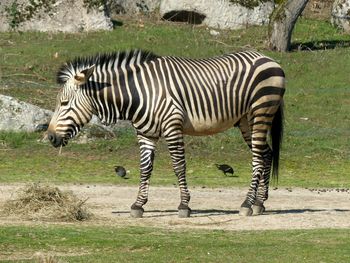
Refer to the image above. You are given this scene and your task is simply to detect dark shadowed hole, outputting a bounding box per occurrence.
[162,10,206,25]
[111,19,123,28]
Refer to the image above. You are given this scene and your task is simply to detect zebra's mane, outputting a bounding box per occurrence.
[56,49,159,85]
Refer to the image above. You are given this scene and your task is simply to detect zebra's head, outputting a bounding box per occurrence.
[48,65,95,148]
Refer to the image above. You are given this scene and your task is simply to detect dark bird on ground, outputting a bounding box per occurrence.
[114,166,128,179]
[215,164,234,176]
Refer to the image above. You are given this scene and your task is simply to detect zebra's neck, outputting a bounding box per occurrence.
[89,77,141,125]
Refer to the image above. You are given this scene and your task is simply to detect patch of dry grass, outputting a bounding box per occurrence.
[2,183,91,221]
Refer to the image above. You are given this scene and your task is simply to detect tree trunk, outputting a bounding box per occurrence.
[268,0,309,52]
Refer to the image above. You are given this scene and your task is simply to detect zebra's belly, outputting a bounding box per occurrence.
[183,117,236,136]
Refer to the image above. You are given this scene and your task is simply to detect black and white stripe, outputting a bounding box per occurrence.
[49,50,285,217]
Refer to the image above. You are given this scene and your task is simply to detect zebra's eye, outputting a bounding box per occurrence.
[61,100,69,106]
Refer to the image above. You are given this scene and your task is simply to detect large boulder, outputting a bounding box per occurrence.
[160,0,274,29]
[331,0,350,33]
[0,94,53,132]
[0,0,113,32]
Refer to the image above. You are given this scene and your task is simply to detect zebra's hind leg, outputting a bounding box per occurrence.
[239,116,271,216]
[130,135,158,218]
[252,148,272,215]
[165,130,191,218]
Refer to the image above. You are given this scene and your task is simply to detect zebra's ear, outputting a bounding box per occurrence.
[74,65,95,85]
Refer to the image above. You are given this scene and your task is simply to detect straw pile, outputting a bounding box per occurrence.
[3,183,91,221]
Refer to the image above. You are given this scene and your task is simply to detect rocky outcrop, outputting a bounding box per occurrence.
[0,0,277,31]
[0,0,113,32]
[331,0,350,33]
[160,0,274,29]
[0,94,53,132]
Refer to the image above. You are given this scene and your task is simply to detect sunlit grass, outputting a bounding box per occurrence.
[0,225,349,263]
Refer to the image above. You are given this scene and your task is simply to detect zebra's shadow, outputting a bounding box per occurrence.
[112,208,350,218]
[147,209,239,218]
[111,209,238,218]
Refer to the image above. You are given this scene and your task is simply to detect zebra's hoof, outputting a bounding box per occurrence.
[252,204,265,215]
[130,208,144,218]
[178,209,191,218]
[239,207,253,216]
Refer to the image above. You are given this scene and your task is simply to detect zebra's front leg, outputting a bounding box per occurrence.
[165,134,191,218]
[130,135,157,218]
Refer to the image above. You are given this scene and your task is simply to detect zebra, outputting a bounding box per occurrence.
[47,49,285,217]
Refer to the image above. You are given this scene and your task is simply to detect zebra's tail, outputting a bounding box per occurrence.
[271,102,284,182]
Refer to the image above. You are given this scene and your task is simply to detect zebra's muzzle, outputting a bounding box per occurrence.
[47,132,68,148]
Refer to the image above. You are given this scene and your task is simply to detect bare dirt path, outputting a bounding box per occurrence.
[0,184,349,231]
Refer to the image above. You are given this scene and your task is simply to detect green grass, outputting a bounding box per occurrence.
[0,225,349,262]
[0,127,348,188]
[0,18,349,187]
[0,129,254,187]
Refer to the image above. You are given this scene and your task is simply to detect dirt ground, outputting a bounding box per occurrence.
[0,184,349,231]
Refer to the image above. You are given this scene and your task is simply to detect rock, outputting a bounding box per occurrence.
[0,95,131,142]
[209,29,220,36]
[160,0,274,30]
[74,116,117,144]
[0,94,53,132]
[302,0,333,20]
[331,0,350,33]
[107,0,161,15]
[0,0,112,32]
[74,116,133,144]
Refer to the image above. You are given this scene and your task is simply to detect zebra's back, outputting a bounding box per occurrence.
[158,51,285,135]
